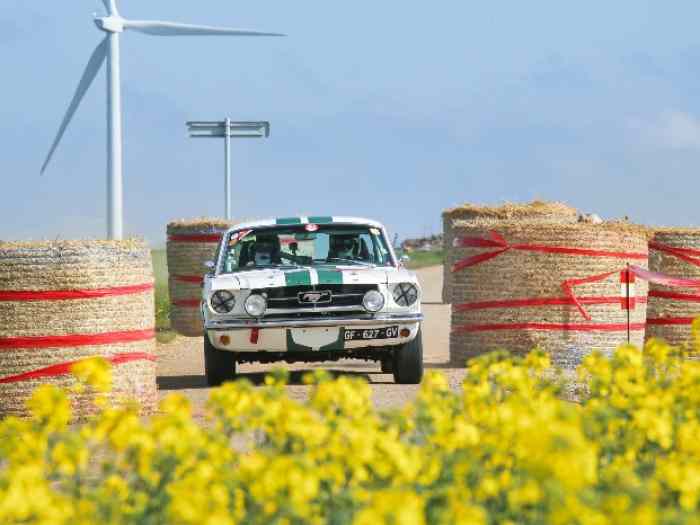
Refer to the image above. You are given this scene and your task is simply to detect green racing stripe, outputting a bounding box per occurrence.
[276,217,303,225]
[307,216,334,224]
[316,269,343,285]
[284,269,312,286]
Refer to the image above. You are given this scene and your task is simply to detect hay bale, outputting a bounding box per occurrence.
[442,201,579,304]
[449,222,649,368]
[647,228,700,346]
[0,239,156,418]
[167,218,235,337]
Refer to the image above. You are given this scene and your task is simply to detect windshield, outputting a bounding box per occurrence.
[219,224,394,273]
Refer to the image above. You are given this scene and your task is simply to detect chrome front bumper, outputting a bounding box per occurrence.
[205,313,424,330]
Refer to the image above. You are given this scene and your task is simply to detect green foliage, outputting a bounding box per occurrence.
[151,249,174,342]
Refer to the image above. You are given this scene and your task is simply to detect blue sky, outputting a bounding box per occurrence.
[2,1,700,246]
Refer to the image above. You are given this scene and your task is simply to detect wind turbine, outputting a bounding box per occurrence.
[41,0,284,240]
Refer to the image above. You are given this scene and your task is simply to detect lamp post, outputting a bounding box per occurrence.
[186,120,270,220]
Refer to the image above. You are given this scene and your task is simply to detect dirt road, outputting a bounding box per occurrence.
[156,266,462,417]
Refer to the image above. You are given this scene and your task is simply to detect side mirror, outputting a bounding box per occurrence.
[399,254,410,266]
[204,260,215,270]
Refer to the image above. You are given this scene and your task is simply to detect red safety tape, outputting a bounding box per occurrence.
[454,296,647,312]
[168,234,223,243]
[0,352,157,385]
[0,283,153,302]
[450,233,700,333]
[648,290,700,302]
[647,318,697,326]
[173,299,201,308]
[452,231,647,273]
[0,329,155,350]
[453,322,647,334]
[650,242,700,268]
[629,265,700,289]
[562,270,619,321]
[172,275,204,284]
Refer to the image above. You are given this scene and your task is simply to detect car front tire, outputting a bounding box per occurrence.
[204,332,237,386]
[392,328,423,384]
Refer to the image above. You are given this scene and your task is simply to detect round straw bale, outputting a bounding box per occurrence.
[449,222,649,368]
[0,239,156,418]
[442,201,578,304]
[167,218,235,337]
[647,228,700,347]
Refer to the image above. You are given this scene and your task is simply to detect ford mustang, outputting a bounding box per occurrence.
[201,216,424,385]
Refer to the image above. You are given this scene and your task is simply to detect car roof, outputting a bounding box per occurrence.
[228,216,385,232]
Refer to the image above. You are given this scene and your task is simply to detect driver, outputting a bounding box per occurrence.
[329,234,359,260]
[254,235,281,266]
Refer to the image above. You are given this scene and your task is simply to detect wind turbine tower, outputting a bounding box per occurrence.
[41,0,284,239]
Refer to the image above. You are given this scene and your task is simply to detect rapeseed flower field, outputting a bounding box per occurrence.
[1,320,700,524]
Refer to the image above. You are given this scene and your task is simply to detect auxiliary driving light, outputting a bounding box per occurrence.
[211,290,236,313]
[392,283,418,307]
[244,294,267,317]
[362,290,385,313]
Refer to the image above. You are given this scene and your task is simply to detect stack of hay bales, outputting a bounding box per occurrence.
[647,228,700,346]
[167,218,235,337]
[442,201,579,303]
[0,240,156,418]
[449,220,649,368]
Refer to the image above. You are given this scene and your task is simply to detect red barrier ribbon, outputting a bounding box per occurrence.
[561,270,619,321]
[648,290,700,302]
[517,265,700,322]
[0,352,157,385]
[629,265,700,289]
[168,234,222,243]
[0,283,153,302]
[454,296,647,312]
[173,299,201,308]
[452,231,647,273]
[172,275,203,284]
[0,329,155,350]
[647,318,697,326]
[650,242,700,268]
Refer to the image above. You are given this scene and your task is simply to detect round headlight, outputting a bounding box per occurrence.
[393,283,418,307]
[362,290,385,313]
[244,294,267,317]
[210,290,236,313]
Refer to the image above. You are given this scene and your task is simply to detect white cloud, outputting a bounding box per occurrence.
[631,110,700,150]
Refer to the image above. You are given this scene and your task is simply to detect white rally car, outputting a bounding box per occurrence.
[201,216,424,385]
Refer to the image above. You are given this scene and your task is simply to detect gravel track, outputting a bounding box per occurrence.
[156,266,463,417]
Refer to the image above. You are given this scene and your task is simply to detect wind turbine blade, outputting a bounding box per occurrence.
[102,0,118,15]
[41,37,108,174]
[123,20,285,37]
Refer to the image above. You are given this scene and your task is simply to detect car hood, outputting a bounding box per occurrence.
[210,265,415,291]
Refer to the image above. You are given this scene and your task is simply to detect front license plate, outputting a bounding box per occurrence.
[344,326,399,341]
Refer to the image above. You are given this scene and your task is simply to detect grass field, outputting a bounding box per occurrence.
[404,249,444,269]
[151,249,173,341]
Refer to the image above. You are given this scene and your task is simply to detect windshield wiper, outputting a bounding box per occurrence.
[324,258,376,267]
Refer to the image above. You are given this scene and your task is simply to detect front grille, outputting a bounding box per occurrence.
[254,284,377,311]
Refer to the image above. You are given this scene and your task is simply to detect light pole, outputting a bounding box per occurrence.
[186,120,270,220]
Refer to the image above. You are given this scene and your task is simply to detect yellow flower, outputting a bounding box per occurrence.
[71,356,113,393]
